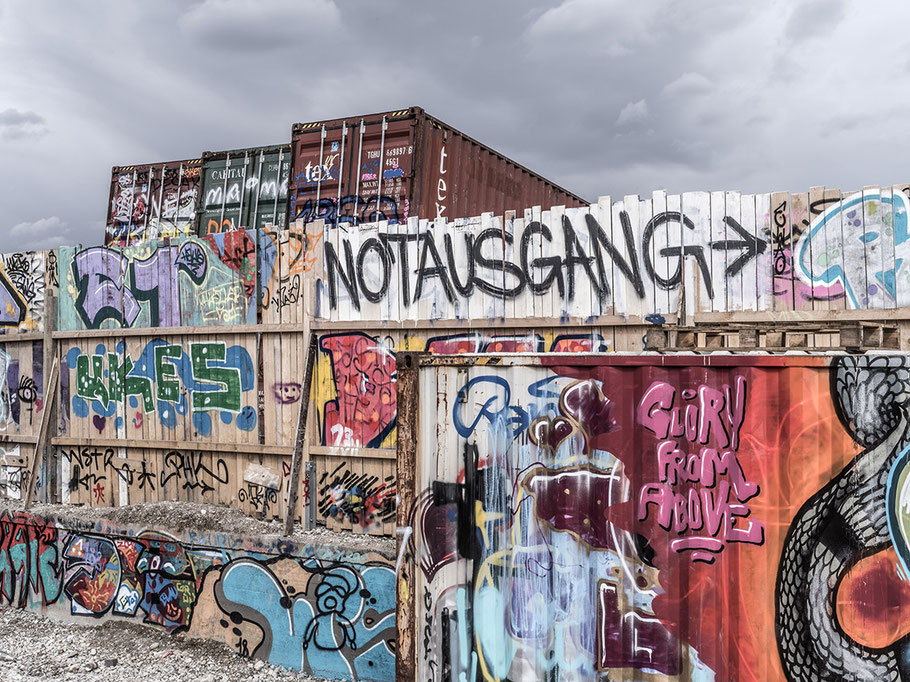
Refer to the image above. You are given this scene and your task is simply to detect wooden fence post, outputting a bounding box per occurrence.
[283,331,318,536]
[24,357,59,509]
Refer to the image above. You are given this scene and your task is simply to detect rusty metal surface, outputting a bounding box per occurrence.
[407,352,909,681]
[104,158,203,246]
[288,106,586,229]
[197,144,290,234]
[395,351,423,682]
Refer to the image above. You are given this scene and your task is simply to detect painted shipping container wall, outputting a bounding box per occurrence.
[288,107,587,230]
[304,185,910,536]
[197,145,291,235]
[104,160,203,247]
[400,353,910,681]
[1,510,396,681]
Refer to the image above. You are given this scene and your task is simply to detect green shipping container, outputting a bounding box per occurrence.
[197,144,290,234]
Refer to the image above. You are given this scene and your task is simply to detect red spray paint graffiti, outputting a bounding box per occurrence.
[319,333,397,448]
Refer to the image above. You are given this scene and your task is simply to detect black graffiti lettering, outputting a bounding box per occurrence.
[639,211,714,297]
[380,233,415,305]
[562,214,604,301]
[444,232,476,297]
[113,460,156,491]
[324,239,360,311]
[472,228,526,299]
[356,237,391,304]
[711,217,767,278]
[238,482,278,515]
[586,212,646,299]
[414,232,455,303]
[160,450,229,495]
[322,210,768,310]
[521,221,565,297]
[271,273,301,311]
[642,211,691,290]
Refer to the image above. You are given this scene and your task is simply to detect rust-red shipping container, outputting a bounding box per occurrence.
[104,158,203,246]
[289,106,586,227]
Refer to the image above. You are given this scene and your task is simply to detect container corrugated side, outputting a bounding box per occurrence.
[104,158,203,246]
[288,106,588,228]
[196,145,291,234]
[289,109,416,227]
[414,110,586,222]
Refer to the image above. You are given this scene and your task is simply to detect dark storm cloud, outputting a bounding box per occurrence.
[785,0,846,42]
[178,0,341,50]
[0,108,46,140]
[0,0,909,251]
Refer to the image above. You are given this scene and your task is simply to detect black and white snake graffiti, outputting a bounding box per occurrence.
[777,355,910,681]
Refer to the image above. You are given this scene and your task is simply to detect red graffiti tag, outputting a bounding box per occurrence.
[320,333,396,448]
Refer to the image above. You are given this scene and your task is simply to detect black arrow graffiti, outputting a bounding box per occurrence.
[711,217,768,277]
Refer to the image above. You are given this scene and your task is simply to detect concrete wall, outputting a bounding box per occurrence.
[0,510,396,681]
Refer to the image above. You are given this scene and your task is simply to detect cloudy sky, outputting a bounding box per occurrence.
[0,0,903,251]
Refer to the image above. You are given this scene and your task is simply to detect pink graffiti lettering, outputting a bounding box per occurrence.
[638,376,747,450]
[636,376,763,563]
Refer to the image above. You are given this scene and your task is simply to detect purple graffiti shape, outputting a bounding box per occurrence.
[529,416,574,450]
[410,490,458,581]
[597,579,681,674]
[560,380,618,437]
[73,248,140,328]
[131,248,180,327]
[522,465,617,550]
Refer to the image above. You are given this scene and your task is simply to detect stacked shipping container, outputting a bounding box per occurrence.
[104,158,203,246]
[103,106,586,245]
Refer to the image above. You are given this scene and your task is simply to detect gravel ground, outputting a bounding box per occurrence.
[1,500,396,557]
[0,607,328,682]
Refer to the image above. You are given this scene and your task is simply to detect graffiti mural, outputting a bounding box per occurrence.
[317,461,396,531]
[2,512,394,681]
[796,189,910,308]
[0,251,47,332]
[315,332,609,452]
[319,333,397,449]
[777,356,910,680]
[0,340,45,435]
[199,557,396,679]
[0,511,62,607]
[308,187,910,320]
[58,232,257,330]
[409,354,910,681]
[257,223,321,320]
[64,338,257,438]
[105,160,202,247]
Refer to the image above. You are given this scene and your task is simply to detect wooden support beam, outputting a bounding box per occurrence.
[24,357,59,509]
[283,331,318,536]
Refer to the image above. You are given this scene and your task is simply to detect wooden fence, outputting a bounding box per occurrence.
[2,184,910,535]
[0,249,54,501]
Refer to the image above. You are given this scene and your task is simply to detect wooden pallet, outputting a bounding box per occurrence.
[644,322,901,352]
